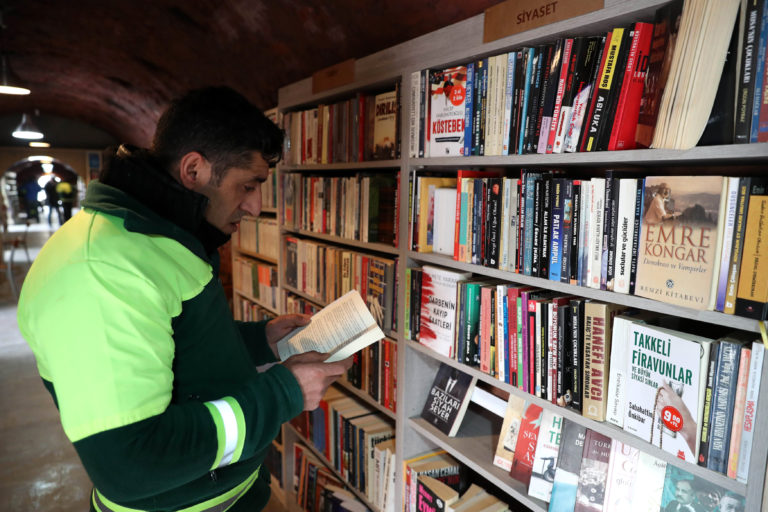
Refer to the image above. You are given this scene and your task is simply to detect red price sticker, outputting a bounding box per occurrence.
[662,406,683,432]
[449,85,466,106]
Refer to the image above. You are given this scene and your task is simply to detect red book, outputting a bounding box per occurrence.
[607,22,654,150]
[509,402,544,485]
[507,285,533,389]
[578,31,614,152]
[546,38,574,153]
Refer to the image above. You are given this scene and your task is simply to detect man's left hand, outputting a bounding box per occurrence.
[266,314,311,357]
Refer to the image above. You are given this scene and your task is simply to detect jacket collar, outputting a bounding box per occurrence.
[81,145,230,259]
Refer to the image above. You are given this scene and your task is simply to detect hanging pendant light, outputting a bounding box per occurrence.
[12,113,43,139]
[0,54,29,95]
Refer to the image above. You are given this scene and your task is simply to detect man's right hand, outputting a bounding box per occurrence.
[282,351,353,410]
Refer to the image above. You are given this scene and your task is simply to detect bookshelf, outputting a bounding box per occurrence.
[271,0,768,511]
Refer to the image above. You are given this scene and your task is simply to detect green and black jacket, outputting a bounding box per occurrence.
[17,146,304,511]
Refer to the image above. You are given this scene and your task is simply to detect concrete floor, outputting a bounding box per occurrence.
[0,217,286,511]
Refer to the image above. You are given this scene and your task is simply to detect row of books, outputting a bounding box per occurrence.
[417,479,509,512]
[410,172,768,318]
[282,172,399,246]
[284,237,398,334]
[414,265,764,476]
[411,0,750,157]
[282,86,401,166]
[343,338,398,413]
[234,295,277,323]
[234,216,279,260]
[294,443,372,512]
[291,386,396,510]
[231,257,278,310]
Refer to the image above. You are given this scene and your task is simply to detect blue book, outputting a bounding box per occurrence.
[750,0,768,142]
[463,62,475,156]
[549,178,565,281]
[707,340,743,474]
[518,47,535,154]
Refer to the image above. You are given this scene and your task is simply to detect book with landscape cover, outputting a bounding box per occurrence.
[429,66,468,157]
[634,176,727,311]
[548,419,586,512]
[492,394,527,471]
[372,89,398,160]
[276,289,385,363]
[573,429,611,512]
[421,363,477,437]
[528,409,564,503]
[420,265,472,358]
[509,401,544,486]
[622,323,713,463]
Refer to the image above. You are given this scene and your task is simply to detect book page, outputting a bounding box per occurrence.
[276,289,384,363]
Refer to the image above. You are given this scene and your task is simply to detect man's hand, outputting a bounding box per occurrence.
[265,314,311,358]
[282,351,354,410]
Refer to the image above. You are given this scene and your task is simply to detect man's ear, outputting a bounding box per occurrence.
[178,152,212,191]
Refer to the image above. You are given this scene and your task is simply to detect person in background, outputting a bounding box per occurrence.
[44,176,62,227]
[17,86,352,512]
[55,179,76,222]
[19,179,41,222]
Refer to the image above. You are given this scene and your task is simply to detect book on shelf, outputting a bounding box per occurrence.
[660,465,745,512]
[429,66,469,157]
[573,429,611,512]
[421,363,477,437]
[528,409,564,503]
[509,401,544,486]
[602,441,640,511]
[726,343,752,478]
[630,452,667,512]
[372,88,399,160]
[735,0,767,143]
[434,187,458,256]
[734,177,768,319]
[405,451,461,512]
[492,394,527,471]
[276,289,384,363]
[737,341,764,483]
[417,475,460,512]
[420,265,472,358]
[622,323,713,463]
[723,177,752,315]
[634,175,728,311]
[548,419,586,512]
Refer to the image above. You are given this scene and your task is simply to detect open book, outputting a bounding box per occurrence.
[276,290,385,363]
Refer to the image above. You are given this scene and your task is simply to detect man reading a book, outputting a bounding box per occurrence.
[17,86,352,512]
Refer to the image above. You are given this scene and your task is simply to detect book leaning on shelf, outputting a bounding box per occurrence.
[276,289,385,363]
[421,363,477,437]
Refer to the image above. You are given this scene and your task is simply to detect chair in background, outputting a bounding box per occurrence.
[0,229,19,299]
[2,220,31,266]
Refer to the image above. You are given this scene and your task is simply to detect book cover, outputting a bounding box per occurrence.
[583,27,626,152]
[734,178,768,319]
[573,429,611,512]
[548,419,586,512]
[635,176,727,310]
[372,90,398,160]
[583,301,626,422]
[602,441,639,511]
[492,394,527,471]
[612,178,639,294]
[622,323,713,463]
[420,265,472,358]
[564,36,605,153]
[509,401,544,486]
[724,177,752,314]
[707,339,744,474]
[429,66,468,157]
[537,38,564,153]
[727,345,751,478]
[660,464,745,512]
[421,363,477,437]
[434,187,458,256]
[417,475,460,512]
[737,341,764,483]
[528,410,564,503]
[630,452,667,512]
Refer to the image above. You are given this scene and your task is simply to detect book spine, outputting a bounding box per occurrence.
[587,178,605,289]
[568,180,582,284]
[547,39,574,152]
[716,177,741,310]
[735,0,765,143]
[549,178,564,281]
[628,179,645,295]
[613,178,637,294]
[518,48,535,154]
[734,178,768,319]
[708,342,742,474]
[698,343,719,467]
[583,302,609,421]
[462,62,475,157]
[749,1,768,143]
[727,346,751,478]
[539,175,552,278]
[737,342,764,482]
[724,178,751,313]
[570,300,584,413]
[502,52,517,155]
[560,179,574,284]
[601,175,618,290]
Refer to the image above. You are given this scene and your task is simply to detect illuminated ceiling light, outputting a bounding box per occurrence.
[12,113,43,139]
[29,141,50,148]
[27,155,53,163]
[41,162,53,173]
[0,54,30,95]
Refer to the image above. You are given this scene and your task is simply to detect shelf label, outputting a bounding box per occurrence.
[483,0,603,43]
[312,59,355,94]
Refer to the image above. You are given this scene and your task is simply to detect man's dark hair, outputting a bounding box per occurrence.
[151,86,283,184]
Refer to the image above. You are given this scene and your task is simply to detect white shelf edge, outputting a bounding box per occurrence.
[406,340,748,496]
[409,252,762,333]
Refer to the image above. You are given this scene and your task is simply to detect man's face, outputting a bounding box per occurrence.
[197,151,269,234]
[718,497,742,512]
[674,480,694,504]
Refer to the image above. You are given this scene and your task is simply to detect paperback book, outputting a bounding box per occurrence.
[421,363,477,437]
[528,410,563,503]
[492,394,527,471]
[548,419,586,512]
[429,66,468,157]
[420,265,472,358]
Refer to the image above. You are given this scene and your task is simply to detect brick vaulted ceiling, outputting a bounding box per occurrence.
[0,0,502,149]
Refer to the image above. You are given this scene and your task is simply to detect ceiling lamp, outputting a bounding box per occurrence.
[12,113,43,139]
[0,54,29,95]
[29,141,50,148]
